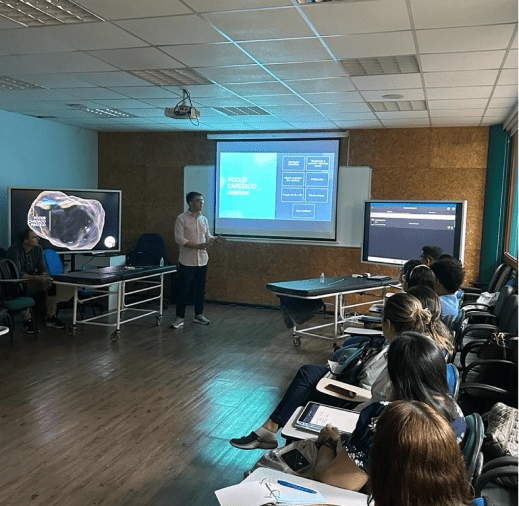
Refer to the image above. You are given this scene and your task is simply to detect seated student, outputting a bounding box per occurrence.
[398,258,421,291]
[311,332,466,491]
[230,292,434,450]
[369,400,472,506]
[420,245,443,266]
[430,257,466,318]
[6,228,71,331]
[407,285,454,359]
[406,264,437,291]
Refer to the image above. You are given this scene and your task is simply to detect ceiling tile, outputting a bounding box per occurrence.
[333,120,382,128]
[248,95,307,106]
[195,65,274,83]
[68,71,149,87]
[325,112,378,121]
[428,99,489,110]
[488,97,518,109]
[0,27,76,55]
[484,107,516,117]
[286,77,356,93]
[316,103,372,114]
[302,91,365,104]
[324,31,415,59]
[429,109,485,117]
[6,73,97,89]
[351,74,423,90]
[288,121,337,129]
[261,104,321,117]
[431,117,485,126]
[58,88,129,100]
[411,0,517,29]
[302,0,411,35]
[426,86,494,99]
[203,8,314,40]
[91,99,157,110]
[115,15,227,45]
[497,68,518,85]
[417,25,516,53]
[161,43,254,67]
[421,51,506,72]
[191,96,255,107]
[376,110,429,118]
[184,0,292,12]
[87,47,182,70]
[493,85,519,97]
[360,88,425,101]
[76,0,191,19]
[424,70,498,87]
[266,61,347,80]
[381,118,432,127]
[504,49,518,68]
[239,39,332,64]
[106,87,181,99]
[224,82,291,96]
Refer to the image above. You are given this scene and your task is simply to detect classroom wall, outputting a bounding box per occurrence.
[98,127,488,306]
[0,110,98,249]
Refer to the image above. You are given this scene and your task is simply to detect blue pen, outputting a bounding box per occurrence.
[277,480,317,494]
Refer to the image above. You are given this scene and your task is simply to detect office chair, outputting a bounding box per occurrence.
[461,412,485,487]
[0,258,38,342]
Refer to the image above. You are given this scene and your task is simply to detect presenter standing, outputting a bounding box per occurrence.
[171,191,224,328]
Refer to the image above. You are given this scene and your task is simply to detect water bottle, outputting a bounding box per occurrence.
[320,272,325,284]
[159,257,164,267]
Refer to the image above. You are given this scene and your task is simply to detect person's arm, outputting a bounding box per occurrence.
[174,214,210,250]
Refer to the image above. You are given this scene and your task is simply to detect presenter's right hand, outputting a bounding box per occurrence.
[198,243,211,250]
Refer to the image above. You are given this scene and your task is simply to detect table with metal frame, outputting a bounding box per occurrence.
[52,264,177,342]
[267,275,399,347]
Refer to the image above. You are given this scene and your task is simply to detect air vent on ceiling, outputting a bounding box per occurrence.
[212,106,271,117]
[67,104,136,119]
[130,69,212,86]
[340,55,420,76]
[0,0,103,27]
[368,100,427,112]
[0,76,45,90]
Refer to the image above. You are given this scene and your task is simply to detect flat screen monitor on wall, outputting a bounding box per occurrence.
[215,139,340,241]
[9,187,122,253]
[362,200,467,266]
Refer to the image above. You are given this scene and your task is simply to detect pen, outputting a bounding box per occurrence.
[277,480,317,494]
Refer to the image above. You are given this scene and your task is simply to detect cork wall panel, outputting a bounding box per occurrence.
[98,127,488,306]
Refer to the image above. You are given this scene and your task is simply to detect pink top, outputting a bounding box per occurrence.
[174,210,213,267]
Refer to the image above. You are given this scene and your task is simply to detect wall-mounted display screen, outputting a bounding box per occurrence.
[215,139,340,241]
[362,200,467,266]
[9,187,122,253]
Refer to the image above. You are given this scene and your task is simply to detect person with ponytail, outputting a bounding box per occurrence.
[311,332,466,491]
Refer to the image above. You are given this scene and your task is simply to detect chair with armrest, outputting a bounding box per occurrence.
[43,249,103,319]
[461,412,485,487]
[473,456,518,506]
[462,263,513,302]
[0,258,38,341]
[447,362,461,401]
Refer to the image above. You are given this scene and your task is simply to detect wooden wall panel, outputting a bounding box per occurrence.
[98,127,489,306]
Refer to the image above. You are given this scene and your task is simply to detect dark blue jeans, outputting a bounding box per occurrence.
[176,263,208,318]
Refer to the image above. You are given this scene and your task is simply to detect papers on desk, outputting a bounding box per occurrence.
[215,479,327,506]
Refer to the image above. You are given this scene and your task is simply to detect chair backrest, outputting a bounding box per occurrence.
[488,263,511,293]
[43,248,64,275]
[447,363,460,401]
[499,294,518,334]
[0,258,24,298]
[134,233,167,265]
[493,285,514,320]
[462,413,485,485]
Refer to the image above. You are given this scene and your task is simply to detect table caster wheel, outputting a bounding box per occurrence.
[110,330,120,342]
[68,326,76,337]
[156,316,163,326]
[292,335,301,347]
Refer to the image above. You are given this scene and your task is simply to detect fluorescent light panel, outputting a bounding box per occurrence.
[130,69,212,86]
[0,76,45,90]
[341,55,420,76]
[67,103,135,118]
[369,100,427,112]
[0,0,103,27]
[212,106,271,117]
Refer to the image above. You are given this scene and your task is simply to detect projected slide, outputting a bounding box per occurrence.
[216,139,339,241]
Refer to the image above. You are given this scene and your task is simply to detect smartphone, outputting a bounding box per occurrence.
[280,448,311,472]
[325,383,357,398]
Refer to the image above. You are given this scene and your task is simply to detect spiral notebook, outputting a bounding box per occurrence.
[215,478,326,506]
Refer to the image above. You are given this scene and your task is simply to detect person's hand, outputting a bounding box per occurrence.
[215,235,226,244]
[198,243,211,250]
[317,424,340,443]
[40,274,53,289]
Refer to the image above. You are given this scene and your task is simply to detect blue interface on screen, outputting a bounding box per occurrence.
[215,139,339,240]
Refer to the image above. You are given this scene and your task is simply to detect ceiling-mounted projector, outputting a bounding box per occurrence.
[164,106,200,119]
[165,89,200,120]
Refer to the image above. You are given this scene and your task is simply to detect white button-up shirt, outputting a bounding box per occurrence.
[174,210,213,266]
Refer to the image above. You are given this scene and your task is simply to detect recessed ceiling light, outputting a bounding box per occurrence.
[130,69,212,86]
[67,103,135,118]
[0,0,103,27]
[340,55,420,76]
[369,100,427,112]
[382,94,404,100]
[0,76,45,90]
[212,106,271,117]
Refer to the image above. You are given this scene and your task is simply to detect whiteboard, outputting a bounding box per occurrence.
[184,165,371,247]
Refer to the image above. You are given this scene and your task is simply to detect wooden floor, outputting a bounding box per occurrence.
[0,303,333,506]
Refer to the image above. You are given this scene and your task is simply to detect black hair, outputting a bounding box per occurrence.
[430,258,465,293]
[186,191,203,205]
[407,265,436,290]
[422,246,443,261]
[400,259,421,283]
[387,331,456,422]
[18,228,33,243]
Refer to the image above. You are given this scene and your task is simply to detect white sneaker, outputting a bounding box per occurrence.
[170,317,184,329]
[193,314,210,325]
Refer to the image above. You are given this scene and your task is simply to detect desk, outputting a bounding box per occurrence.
[53,264,177,341]
[241,468,368,506]
[267,275,398,346]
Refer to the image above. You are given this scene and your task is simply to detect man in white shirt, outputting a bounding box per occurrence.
[171,192,224,328]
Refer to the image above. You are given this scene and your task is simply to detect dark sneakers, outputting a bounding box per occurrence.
[23,318,35,334]
[45,315,66,329]
[230,431,278,450]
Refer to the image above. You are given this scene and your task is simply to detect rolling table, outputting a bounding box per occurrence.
[52,264,177,341]
[267,275,398,347]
